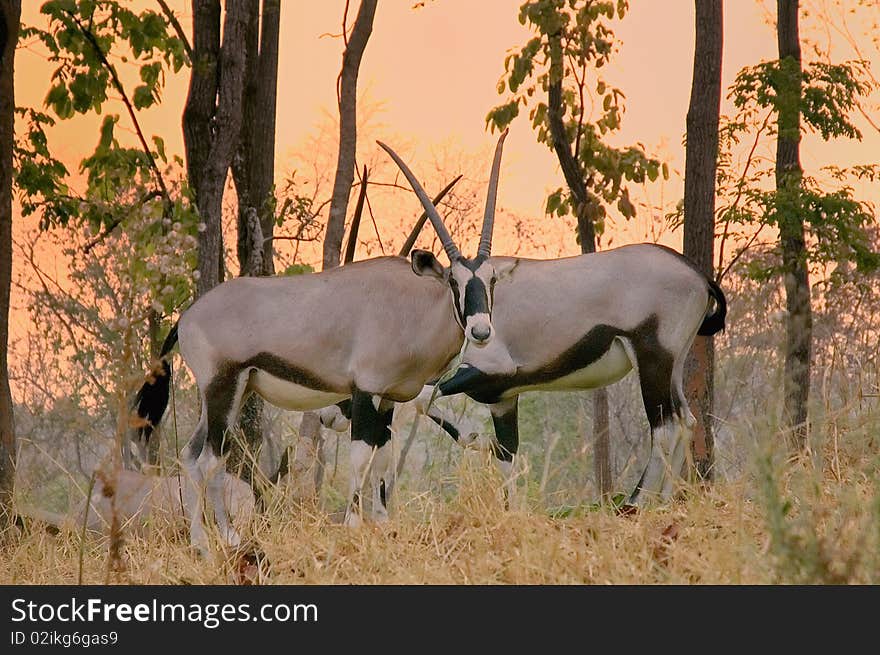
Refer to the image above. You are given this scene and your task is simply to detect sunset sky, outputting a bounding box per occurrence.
[8,1,880,389]
[14,1,876,224]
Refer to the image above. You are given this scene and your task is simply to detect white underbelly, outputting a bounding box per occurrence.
[249,370,348,411]
[505,339,633,397]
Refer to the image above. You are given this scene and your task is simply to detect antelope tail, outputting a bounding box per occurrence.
[698,278,727,336]
[132,321,179,447]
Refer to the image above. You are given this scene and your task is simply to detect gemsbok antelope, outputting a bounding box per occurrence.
[323,144,727,508]
[130,132,512,554]
[418,243,727,505]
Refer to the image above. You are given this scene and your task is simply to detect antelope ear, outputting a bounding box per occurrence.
[494,258,519,281]
[411,249,446,280]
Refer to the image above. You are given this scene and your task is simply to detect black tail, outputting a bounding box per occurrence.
[698,278,727,336]
[132,321,180,446]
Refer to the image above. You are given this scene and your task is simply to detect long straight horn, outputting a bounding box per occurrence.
[398,174,463,257]
[478,128,509,258]
[377,141,461,261]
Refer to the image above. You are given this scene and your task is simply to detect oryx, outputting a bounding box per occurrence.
[130,132,511,554]
[419,243,727,505]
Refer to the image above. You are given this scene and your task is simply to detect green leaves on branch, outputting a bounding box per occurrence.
[731,58,874,141]
[487,0,664,234]
[13,109,77,228]
[717,56,878,281]
[15,0,190,231]
[24,1,186,117]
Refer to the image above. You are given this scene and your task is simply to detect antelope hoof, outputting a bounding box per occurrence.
[222,527,242,549]
[190,541,211,560]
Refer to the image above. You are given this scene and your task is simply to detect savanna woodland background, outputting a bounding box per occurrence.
[0,0,878,584]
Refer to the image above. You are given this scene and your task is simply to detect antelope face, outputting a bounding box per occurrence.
[381,128,509,349]
[412,251,498,346]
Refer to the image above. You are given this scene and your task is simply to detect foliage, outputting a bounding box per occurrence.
[10,1,198,439]
[15,0,187,232]
[486,0,665,238]
[24,0,186,119]
[281,263,315,276]
[668,56,879,281]
[21,174,198,413]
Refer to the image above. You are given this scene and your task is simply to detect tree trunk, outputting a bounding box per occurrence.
[683,0,723,480]
[321,0,377,270]
[184,0,248,299]
[305,0,376,500]
[253,0,280,274]
[578,204,611,499]
[0,0,20,536]
[548,37,612,499]
[776,0,811,448]
[229,0,281,485]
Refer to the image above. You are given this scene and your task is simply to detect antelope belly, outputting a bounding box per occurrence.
[510,339,633,396]
[249,370,347,411]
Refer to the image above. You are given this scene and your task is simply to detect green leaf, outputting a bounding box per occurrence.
[133,85,154,109]
[152,135,167,163]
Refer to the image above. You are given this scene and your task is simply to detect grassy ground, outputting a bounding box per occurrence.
[4,444,878,585]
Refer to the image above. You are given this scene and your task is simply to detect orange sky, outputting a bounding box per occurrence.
[15,0,879,228]
[8,1,880,395]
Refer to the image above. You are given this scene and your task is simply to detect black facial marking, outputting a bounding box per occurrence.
[447,276,463,324]
[464,255,487,271]
[463,276,489,319]
[427,413,461,441]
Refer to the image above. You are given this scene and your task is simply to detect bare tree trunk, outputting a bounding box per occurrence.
[252,0,280,275]
[548,38,612,499]
[233,0,279,276]
[579,204,611,499]
[229,0,281,486]
[321,0,377,270]
[683,0,723,480]
[183,0,248,299]
[307,0,376,499]
[776,0,811,448]
[0,0,20,536]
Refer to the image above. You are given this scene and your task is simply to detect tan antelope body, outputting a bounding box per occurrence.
[427,243,727,504]
[131,133,512,554]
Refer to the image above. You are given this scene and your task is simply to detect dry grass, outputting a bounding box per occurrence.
[4,447,877,585]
